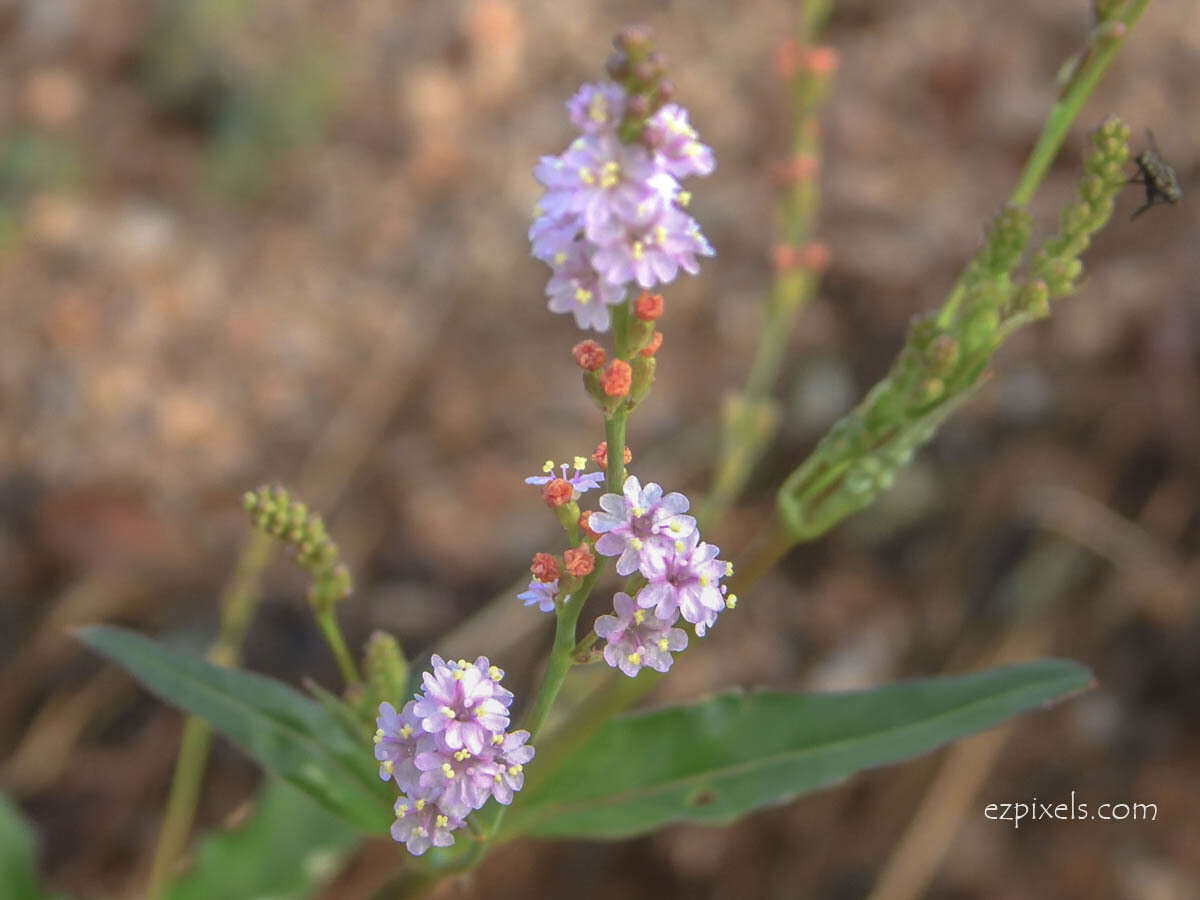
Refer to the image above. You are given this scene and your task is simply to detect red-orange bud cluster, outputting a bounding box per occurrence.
[563,543,595,577]
[804,46,839,76]
[600,358,632,397]
[591,441,632,469]
[773,40,839,79]
[640,330,663,357]
[572,339,607,371]
[634,291,664,321]
[530,552,560,583]
[798,240,831,273]
[772,240,831,274]
[773,39,801,80]
[579,509,600,540]
[770,154,819,185]
[541,478,573,508]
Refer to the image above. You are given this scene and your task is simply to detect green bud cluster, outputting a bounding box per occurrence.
[243,484,352,613]
[777,118,1131,541]
[605,26,673,143]
[364,630,410,711]
[1029,116,1130,300]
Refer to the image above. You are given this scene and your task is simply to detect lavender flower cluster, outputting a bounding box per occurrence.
[590,475,733,677]
[530,82,715,332]
[375,655,534,855]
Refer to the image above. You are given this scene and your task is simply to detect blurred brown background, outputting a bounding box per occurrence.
[1,0,1198,898]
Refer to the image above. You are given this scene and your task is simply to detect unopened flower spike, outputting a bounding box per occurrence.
[243,484,353,610]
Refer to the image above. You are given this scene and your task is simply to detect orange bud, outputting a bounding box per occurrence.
[634,291,664,321]
[530,552,560,582]
[563,543,595,577]
[572,339,607,371]
[599,358,633,397]
[640,330,663,357]
[542,478,573,508]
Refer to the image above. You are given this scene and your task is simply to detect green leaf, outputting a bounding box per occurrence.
[164,778,360,900]
[504,659,1091,840]
[78,625,391,834]
[0,794,45,900]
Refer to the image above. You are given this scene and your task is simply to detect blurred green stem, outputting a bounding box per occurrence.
[315,608,362,687]
[700,0,834,525]
[147,528,275,899]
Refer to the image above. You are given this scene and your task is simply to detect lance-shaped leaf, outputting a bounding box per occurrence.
[503,659,1091,840]
[0,794,50,900]
[78,625,392,834]
[165,779,360,900]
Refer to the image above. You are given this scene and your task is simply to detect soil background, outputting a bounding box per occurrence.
[2,1,1199,898]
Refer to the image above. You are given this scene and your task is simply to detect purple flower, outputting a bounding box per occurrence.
[414,743,502,820]
[644,104,716,179]
[637,530,729,636]
[381,656,535,856]
[490,730,535,805]
[518,577,558,613]
[544,239,627,331]
[566,82,626,135]
[525,457,606,495]
[594,591,688,677]
[589,202,713,290]
[590,474,696,576]
[374,700,425,786]
[529,208,580,265]
[412,655,513,755]
[551,134,676,240]
[390,795,464,856]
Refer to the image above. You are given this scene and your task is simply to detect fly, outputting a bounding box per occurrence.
[1129,130,1182,219]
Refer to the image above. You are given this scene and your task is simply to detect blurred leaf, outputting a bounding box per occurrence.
[0,794,45,900]
[164,779,360,900]
[78,626,392,834]
[0,134,84,199]
[504,659,1092,839]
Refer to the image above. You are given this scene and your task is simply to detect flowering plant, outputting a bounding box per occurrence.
[74,6,1160,896]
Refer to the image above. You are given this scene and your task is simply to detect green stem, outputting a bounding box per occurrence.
[1009,2,1148,208]
[147,528,275,899]
[315,607,363,687]
[147,717,214,897]
[521,568,600,740]
[605,408,629,493]
[939,0,1150,328]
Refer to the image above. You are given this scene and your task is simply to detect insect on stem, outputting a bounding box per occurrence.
[1128,129,1183,219]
